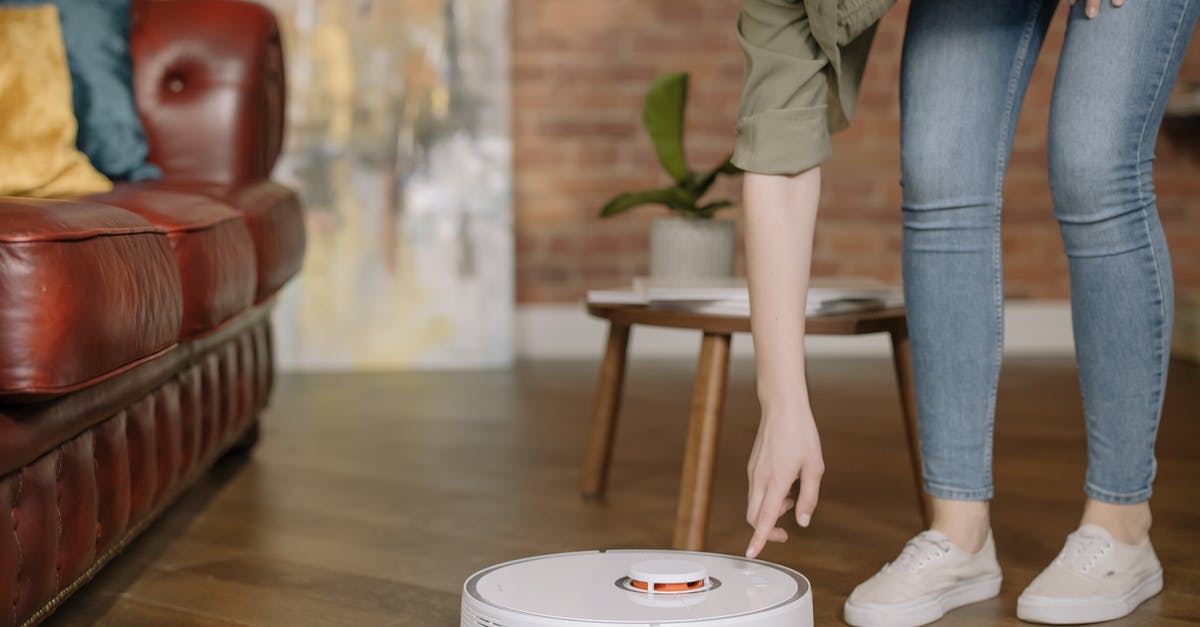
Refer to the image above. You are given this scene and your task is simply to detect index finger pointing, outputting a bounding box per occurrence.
[746,480,792,558]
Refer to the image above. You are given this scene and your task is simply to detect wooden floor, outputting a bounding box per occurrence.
[49,356,1200,626]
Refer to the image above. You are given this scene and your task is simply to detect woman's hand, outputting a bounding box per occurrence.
[745,409,824,559]
[1071,0,1126,19]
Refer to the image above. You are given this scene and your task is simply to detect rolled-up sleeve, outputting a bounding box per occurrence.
[734,0,831,175]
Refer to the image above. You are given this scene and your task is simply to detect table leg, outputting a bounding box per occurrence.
[580,322,631,500]
[673,332,732,551]
[889,322,932,528]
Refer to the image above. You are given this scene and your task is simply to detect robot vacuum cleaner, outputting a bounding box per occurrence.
[462,549,814,626]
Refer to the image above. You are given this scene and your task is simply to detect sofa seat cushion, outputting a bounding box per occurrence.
[162,181,305,302]
[89,184,257,338]
[0,199,182,398]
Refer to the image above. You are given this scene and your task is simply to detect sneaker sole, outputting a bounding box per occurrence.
[843,573,1003,627]
[1016,567,1163,624]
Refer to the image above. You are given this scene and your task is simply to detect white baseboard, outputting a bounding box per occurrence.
[517,301,1075,359]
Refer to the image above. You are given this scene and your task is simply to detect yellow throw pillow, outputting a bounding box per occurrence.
[0,5,111,198]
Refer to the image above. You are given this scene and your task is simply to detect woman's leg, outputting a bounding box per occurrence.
[844,5,1059,625]
[1048,0,1200,536]
[900,0,1056,548]
[1015,3,1200,623]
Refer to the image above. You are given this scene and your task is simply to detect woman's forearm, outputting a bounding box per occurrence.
[743,168,821,418]
[742,167,825,556]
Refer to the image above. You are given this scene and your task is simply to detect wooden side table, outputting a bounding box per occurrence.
[580,302,931,551]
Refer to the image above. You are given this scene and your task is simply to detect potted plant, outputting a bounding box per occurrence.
[599,72,741,280]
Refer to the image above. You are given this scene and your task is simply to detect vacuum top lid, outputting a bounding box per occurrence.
[465,550,809,623]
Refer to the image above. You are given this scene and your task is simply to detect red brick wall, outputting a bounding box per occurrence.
[513,0,1200,303]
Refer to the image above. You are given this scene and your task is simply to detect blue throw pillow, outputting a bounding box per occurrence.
[2,0,160,181]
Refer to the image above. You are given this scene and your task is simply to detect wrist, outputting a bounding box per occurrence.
[757,395,813,422]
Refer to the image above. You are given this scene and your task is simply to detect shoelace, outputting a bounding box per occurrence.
[888,532,954,574]
[1054,531,1113,575]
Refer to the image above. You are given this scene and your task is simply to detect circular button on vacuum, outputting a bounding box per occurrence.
[627,559,710,593]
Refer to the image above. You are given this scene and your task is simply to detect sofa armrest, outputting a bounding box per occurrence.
[131,0,286,186]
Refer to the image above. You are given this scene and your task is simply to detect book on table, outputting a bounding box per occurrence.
[585,278,903,317]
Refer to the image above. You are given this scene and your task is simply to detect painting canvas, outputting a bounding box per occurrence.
[261,0,513,370]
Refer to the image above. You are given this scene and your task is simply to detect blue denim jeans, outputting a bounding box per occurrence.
[900,0,1200,504]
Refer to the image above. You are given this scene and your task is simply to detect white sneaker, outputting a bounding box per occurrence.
[843,530,1003,627]
[1017,524,1163,624]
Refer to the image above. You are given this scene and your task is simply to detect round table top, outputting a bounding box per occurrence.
[586,302,906,336]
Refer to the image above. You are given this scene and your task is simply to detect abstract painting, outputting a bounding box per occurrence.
[260,0,513,370]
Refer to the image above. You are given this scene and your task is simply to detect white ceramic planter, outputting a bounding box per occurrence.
[649,216,737,280]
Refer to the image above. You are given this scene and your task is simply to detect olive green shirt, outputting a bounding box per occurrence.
[734,0,895,175]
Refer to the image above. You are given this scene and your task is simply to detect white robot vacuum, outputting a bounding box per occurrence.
[461,550,814,626]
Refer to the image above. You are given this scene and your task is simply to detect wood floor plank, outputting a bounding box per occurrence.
[183,556,461,624]
[46,357,1200,626]
[52,594,252,627]
[115,569,393,626]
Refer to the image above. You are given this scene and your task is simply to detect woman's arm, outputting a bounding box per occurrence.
[743,167,824,559]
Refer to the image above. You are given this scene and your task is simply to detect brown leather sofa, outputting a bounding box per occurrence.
[0,2,305,625]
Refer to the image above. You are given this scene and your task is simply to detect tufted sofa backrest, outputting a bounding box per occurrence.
[129,0,286,187]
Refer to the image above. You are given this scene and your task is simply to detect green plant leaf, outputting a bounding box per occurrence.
[695,200,734,218]
[599,186,695,218]
[643,72,690,183]
[689,153,740,198]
